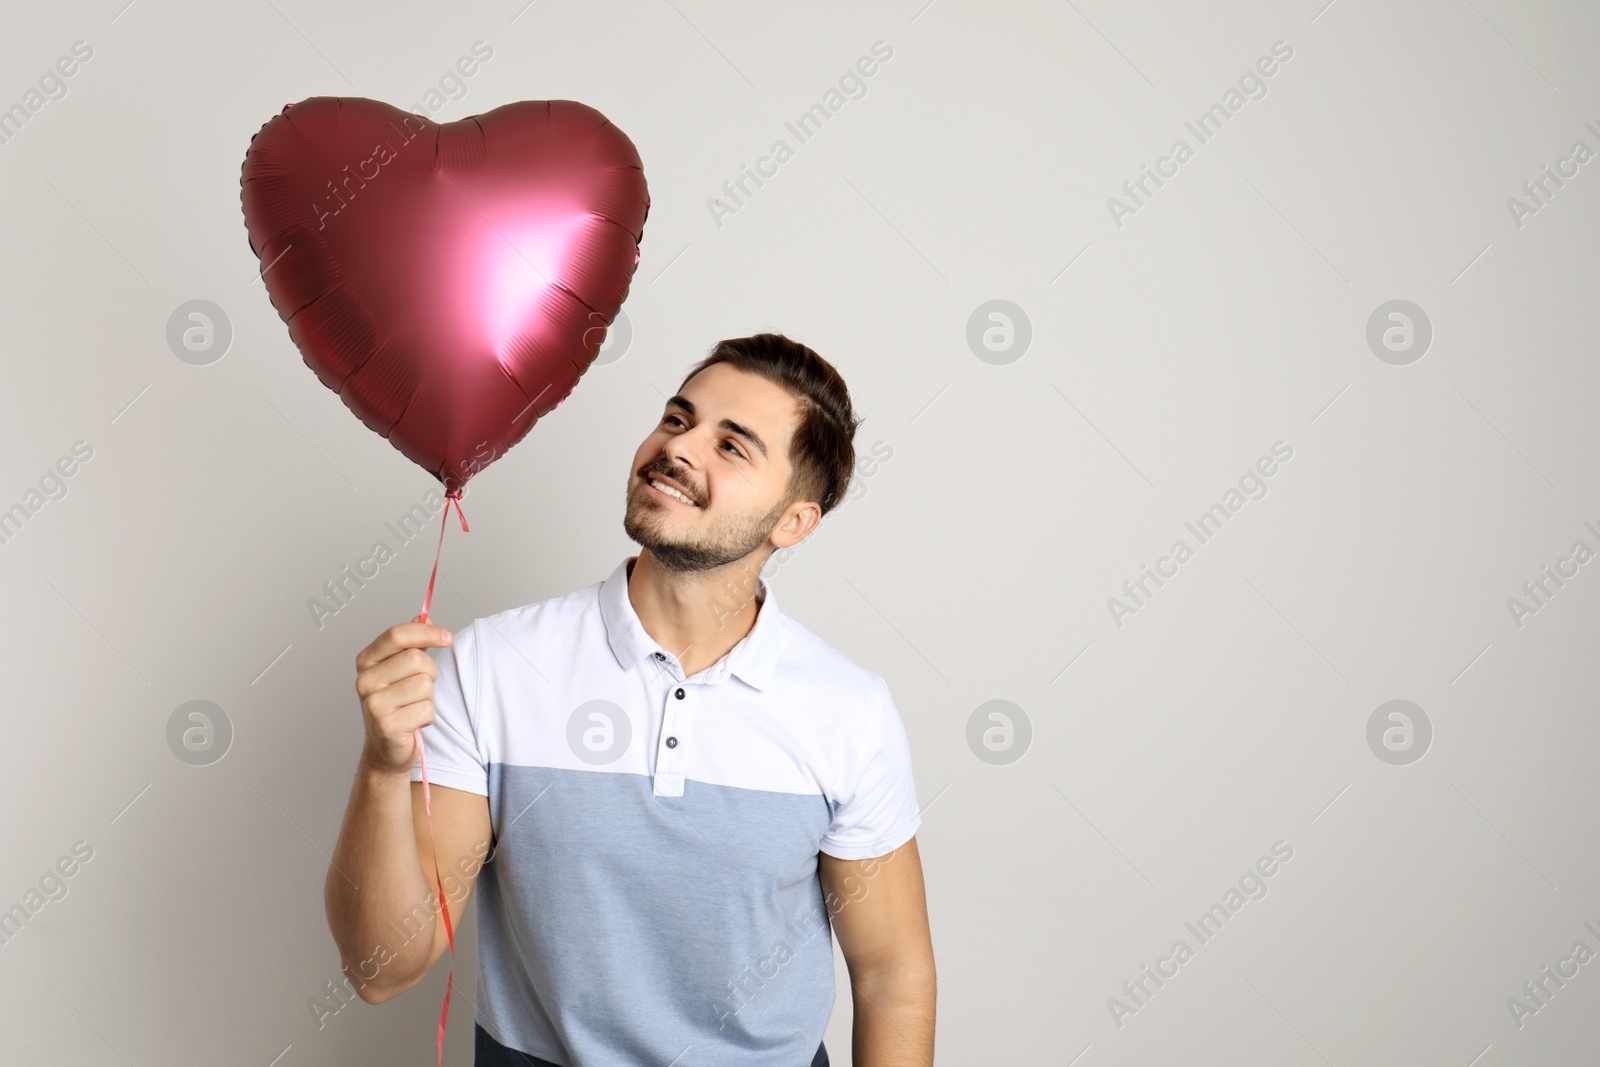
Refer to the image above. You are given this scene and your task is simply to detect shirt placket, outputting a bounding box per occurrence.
[649,650,688,797]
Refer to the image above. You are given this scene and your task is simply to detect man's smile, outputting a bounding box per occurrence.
[643,476,700,508]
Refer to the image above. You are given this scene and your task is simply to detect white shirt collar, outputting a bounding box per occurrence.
[599,554,781,690]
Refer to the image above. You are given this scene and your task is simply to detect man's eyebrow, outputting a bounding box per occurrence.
[665,395,769,459]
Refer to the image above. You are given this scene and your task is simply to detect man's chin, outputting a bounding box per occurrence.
[624,515,688,552]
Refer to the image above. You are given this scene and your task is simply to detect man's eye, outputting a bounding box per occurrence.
[663,414,685,427]
[722,440,744,458]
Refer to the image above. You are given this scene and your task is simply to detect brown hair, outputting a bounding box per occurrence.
[677,332,863,518]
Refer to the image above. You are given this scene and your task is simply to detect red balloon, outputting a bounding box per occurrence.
[240,96,649,497]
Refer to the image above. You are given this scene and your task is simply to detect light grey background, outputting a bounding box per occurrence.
[2,1,1598,1064]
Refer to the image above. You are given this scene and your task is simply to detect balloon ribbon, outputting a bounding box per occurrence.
[415,489,468,1067]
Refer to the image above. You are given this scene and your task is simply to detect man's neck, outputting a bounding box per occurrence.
[626,551,766,677]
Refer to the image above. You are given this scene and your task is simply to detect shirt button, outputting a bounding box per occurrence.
[666,736,678,748]
[674,687,685,699]
[653,652,666,660]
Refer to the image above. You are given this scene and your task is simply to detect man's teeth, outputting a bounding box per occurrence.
[651,479,696,506]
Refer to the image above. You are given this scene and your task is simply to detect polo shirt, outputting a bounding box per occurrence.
[409,554,923,1067]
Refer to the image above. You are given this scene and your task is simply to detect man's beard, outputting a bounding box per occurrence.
[623,481,791,574]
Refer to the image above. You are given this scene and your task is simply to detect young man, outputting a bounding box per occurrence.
[328,333,935,1066]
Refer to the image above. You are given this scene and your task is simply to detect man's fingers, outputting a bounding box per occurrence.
[390,697,436,733]
[370,674,435,722]
[356,620,454,671]
[355,647,440,699]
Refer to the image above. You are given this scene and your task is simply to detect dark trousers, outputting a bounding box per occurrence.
[475,1022,829,1067]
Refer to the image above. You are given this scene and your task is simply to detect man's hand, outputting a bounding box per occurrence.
[354,615,454,775]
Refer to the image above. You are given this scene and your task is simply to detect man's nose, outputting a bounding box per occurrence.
[662,427,710,468]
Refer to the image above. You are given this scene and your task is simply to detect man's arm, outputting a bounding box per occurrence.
[325,769,493,1003]
[820,836,936,1067]
[324,620,495,1004]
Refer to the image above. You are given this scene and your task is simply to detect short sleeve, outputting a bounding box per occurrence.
[408,621,489,797]
[818,676,922,860]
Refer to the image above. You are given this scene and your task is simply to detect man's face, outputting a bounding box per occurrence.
[623,362,812,573]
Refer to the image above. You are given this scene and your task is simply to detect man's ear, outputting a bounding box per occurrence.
[773,500,821,549]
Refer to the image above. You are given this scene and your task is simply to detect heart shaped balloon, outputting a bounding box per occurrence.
[240,96,649,496]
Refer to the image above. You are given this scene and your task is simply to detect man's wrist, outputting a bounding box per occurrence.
[358,749,414,788]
